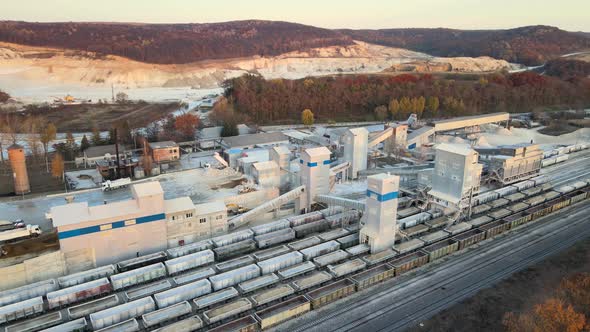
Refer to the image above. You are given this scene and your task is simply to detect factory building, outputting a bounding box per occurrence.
[343,127,368,180]
[270,146,291,171]
[50,182,228,266]
[8,144,30,195]
[77,144,131,167]
[221,132,289,168]
[252,161,280,188]
[475,143,542,185]
[300,147,331,211]
[429,144,483,211]
[384,124,408,153]
[149,141,180,163]
[360,173,400,253]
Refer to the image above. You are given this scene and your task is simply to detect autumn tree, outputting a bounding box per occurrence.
[80,135,90,152]
[115,92,129,103]
[22,116,42,159]
[221,119,239,137]
[91,127,102,146]
[40,123,57,172]
[559,273,590,316]
[174,113,200,140]
[301,109,314,127]
[503,298,586,332]
[399,97,412,119]
[389,99,400,119]
[426,96,440,117]
[374,105,388,121]
[115,120,133,145]
[51,153,65,179]
[64,132,77,161]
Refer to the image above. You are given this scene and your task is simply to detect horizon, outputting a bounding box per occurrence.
[2,0,590,31]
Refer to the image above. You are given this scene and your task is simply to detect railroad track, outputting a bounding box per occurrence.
[288,201,590,332]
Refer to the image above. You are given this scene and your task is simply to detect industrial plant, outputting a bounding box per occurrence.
[0,111,589,332]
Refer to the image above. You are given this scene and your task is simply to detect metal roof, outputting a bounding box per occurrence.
[149,141,178,149]
[164,197,195,214]
[435,143,476,156]
[194,201,226,216]
[222,132,289,148]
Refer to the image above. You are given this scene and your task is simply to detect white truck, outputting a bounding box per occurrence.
[0,225,42,243]
[101,178,132,191]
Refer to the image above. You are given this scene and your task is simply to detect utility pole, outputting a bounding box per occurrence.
[111,84,115,103]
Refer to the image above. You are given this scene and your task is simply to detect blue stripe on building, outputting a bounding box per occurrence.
[307,162,318,167]
[300,159,304,164]
[58,213,166,240]
[323,160,331,165]
[408,143,417,150]
[366,190,399,202]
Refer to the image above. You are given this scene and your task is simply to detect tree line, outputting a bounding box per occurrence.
[222,72,590,124]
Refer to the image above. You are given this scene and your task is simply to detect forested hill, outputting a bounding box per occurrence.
[0,21,588,66]
[0,20,353,64]
[339,25,590,66]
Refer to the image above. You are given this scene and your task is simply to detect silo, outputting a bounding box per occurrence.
[8,144,30,195]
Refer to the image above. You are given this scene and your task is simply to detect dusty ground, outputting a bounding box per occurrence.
[0,231,59,266]
[20,102,180,132]
[407,236,590,332]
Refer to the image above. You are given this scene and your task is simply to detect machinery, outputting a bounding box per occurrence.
[101,178,132,191]
[0,224,42,243]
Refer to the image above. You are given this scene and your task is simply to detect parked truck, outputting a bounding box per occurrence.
[0,225,42,243]
[101,178,132,191]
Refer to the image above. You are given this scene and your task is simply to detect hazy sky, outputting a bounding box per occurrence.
[3,0,590,31]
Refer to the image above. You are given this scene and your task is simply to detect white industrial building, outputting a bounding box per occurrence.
[300,146,331,211]
[360,173,400,253]
[165,197,227,248]
[383,124,408,153]
[429,144,483,211]
[50,182,228,266]
[252,161,280,188]
[476,143,543,184]
[343,127,368,180]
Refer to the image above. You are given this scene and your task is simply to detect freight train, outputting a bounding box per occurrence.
[0,181,588,332]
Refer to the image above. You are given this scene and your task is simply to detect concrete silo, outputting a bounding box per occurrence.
[8,144,30,195]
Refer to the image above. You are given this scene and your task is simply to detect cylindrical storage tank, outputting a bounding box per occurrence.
[257,252,304,275]
[209,264,261,291]
[110,263,167,290]
[300,241,341,260]
[133,167,145,179]
[164,249,214,275]
[47,278,112,309]
[8,144,30,195]
[153,279,211,308]
[90,297,155,330]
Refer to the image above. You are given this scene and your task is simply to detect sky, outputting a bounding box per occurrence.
[2,0,590,31]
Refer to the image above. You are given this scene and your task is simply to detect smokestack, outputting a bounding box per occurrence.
[114,128,121,179]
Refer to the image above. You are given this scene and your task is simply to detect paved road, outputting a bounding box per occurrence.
[284,201,590,332]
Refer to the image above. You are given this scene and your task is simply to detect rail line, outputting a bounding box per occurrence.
[289,201,590,332]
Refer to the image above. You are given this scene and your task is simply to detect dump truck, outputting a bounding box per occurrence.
[0,225,42,243]
[101,178,132,191]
